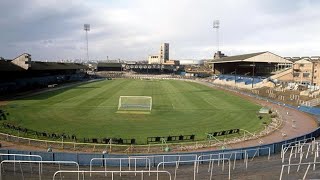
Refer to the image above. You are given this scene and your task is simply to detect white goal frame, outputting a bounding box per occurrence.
[118,96,152,111]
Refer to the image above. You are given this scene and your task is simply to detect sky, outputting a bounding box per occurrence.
[1,0,320,61]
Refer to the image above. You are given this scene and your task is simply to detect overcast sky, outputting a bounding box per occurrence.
[1,0,320,61]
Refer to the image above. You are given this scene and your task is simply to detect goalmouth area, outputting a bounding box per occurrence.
[117,96,152,114]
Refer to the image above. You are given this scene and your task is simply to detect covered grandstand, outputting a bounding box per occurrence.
[209,51,292,76]
[0,53,89,96]
[96,62,125,71]
[95,62,181,74]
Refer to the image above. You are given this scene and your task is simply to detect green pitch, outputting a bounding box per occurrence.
[2,79,268,144]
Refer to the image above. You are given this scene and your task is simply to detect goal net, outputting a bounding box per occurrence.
[118,96,152,111]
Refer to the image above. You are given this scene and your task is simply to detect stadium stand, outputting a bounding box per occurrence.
[214,74,265,88]
[0,53,89,96]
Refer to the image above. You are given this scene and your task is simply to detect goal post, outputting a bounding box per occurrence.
[118,96,152,111]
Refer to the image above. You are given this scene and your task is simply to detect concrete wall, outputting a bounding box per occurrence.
[272,69,293,82]
[11,53,31,70]
[148,55,160,64]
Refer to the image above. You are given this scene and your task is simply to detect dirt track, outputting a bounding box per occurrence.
[191,80,319,151]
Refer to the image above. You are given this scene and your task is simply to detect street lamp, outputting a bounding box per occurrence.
[84,24,90,61]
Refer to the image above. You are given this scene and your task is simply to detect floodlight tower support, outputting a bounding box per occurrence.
[213,20,220,52]
[84,24,90,61]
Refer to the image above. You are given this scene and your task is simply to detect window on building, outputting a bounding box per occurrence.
[314,76,317,79]
[293,73,300,77]
[299,64,304,67]
[303,73,310,77]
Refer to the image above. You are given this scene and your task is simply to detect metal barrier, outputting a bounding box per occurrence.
[0,153,42,174]
[280,162,320,180]
[281,137,315,159]
[197,147,270,171]
[197,151,240,171]
[0,160,79,180]
[89,157,150,177]
[156,158,231,180]
[282,141,319,163]
[53,170,172,180]
[245,147,271,161]
[130,154,198,167]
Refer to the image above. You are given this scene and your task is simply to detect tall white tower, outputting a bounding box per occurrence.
[159,43,169,64]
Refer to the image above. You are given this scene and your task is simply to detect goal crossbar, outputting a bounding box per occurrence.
[118,96,152,111]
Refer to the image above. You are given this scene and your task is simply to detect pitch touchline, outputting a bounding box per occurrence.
[21,105,117,109]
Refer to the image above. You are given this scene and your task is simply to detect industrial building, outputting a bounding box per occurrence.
[148,43,169,64]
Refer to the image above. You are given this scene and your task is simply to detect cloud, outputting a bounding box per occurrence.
[0,0,320,60]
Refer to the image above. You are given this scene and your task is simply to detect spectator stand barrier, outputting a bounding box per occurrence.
[279,162,320,180]
[197,147,270,171]
[89,157,151,177]
[284,141,319,174]
[282,140,319,164]
[281,137,315,160]
[53,170,172,180]
[0,129,319,167]
[0,153,42,175]
[0,160,79,180]
[156,158,231,180]
[129,154,198,168]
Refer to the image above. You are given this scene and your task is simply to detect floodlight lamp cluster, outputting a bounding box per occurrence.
[213,20,220,29]
[84,24,90,31]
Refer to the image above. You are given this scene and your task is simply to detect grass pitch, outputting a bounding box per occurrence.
[2,79,268,144]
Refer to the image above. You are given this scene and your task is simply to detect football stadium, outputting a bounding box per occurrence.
[1,1,320,179]
[0,51,320,179]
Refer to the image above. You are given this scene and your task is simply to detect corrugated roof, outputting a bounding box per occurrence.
[29,62,88,70]
[210,52,266,63]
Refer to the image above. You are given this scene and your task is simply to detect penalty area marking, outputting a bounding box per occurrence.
[116,111,151,115]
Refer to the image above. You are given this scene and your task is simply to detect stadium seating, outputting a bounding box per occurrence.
[217,74,264,85]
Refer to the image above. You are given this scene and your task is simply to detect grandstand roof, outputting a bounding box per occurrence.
[97,62,123,68]
[29,61,88,70]
[213,52,265,62]
[0,59,26,71]
[209,51,292,64]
